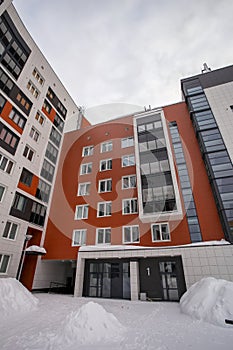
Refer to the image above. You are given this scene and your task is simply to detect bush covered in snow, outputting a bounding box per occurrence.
[0,278,38,317]
[180,277,233,327]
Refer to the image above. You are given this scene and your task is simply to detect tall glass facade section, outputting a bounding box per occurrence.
[169,122,202,242]
[181,79,233,242]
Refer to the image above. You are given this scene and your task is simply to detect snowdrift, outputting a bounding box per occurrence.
[57,301,125,345]
[180,277,233,327]
[0,278,38,316]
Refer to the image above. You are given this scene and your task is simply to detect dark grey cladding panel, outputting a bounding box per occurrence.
[181,65,233,89]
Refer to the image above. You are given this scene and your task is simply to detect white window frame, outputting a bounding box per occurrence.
[122,154,135,167]
[122,174,136,189]
[101,141,113,153]
[29,126,40,142]
[0,184,6,202]
[77,182,90,196]
[100,158,112,171]
[98,178,112,193]
[82,145,94,157]
[0,254,11,274]
[80,162,92,175]
[122,225,140,244]
[23,145,35,161]
[2,221,18,240]
[32,68,44,86]
[151,223,170,242]
[122,198,138,215]
[121,137,134,148]
[27,80,40,98]
[0,153,14,174]
[72,229,86,246]
[35,111,45,126]
[97,201,112,217]
[75,205,89,220]
[96,227,111,245]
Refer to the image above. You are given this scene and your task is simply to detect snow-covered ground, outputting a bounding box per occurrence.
[1,278,233,350]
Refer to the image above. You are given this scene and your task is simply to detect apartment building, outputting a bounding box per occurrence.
[0,0,85,289]
[0,1,233,302]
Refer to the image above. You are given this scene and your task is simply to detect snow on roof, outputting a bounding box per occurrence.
[80,240,230,252]
[0,278,38,317]
[180,277,233,328]
[25,245,46,254]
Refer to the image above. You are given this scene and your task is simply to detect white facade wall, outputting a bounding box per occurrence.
[0,3,81,279]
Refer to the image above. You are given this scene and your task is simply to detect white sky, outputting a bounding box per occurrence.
[13,0,233,123]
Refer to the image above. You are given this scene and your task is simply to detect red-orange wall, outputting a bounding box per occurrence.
[18,174,39,197]
[43,105,224,260]
[1,101,24,134]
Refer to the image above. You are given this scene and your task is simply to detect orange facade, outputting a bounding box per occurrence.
[43,103,224,260]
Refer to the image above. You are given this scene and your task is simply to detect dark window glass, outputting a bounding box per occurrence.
[19,168,33,186]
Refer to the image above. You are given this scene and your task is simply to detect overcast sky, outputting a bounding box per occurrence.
[14,0,233,123]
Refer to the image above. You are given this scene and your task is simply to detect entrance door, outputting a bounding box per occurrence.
[159,261,179,301]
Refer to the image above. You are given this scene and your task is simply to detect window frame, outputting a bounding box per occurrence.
[29,126,40,142]
[77,182,91,196]
[99,158,112,171]
[97,201,112,217]
[72,229,86,246]
[122,174,136,189]
[82,145,94,157]
[2,221,18,240]
[80,162,92,175]
[101,141,113,153]
[122,198,138,215]
[121,137,134,148]
[35,111,45,126]
[23,145,35,161]
[75,204,89,220]
[96,227,111,245]
[122,225,140,244]
[0,152,14,174]
[151,223,170,242]
[122,154,135,167]
[0,254,11,274]
[0,183,6,202]
[98,178,112,193]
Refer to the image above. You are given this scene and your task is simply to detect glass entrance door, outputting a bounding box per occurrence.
[159,261,179,301]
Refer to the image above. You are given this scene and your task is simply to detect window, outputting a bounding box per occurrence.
[122,198,138,214]
[122,175,136,189]
[19,168,33,186]
[96,228,111,244]
[0,184,6,202]
[2,221,18,240]
[49,127,61,147]
[12,193,27,212]
[97,201,112,217]
[72,229,86,246]
[0,94,6,112]
[80,162,92,175]
[29,126,40,142]
[35,179,51,203]
[23,145,34,161]
[0,152,14,174]
[101,141,112,153]
[151,223,170,241]
[30,201,46,226]
[121,137,134,148]
[32,68,44,85]
[98,179,112,193]
[40,159,55,183]
[123,225,139,243]
[45,142,58,164]
[0,122,19,154]
[0,254,10,274]
[75,205,89,220]
[53,113,64,133]
[100,159,112,171]
[27,81,40,98]
[82,145,94,157]
[35,111,45,125]
[16,92,31,112]
[78,182,90,196]
[8,108,26,129]
[122,154,135,167]
[43,100,52,114]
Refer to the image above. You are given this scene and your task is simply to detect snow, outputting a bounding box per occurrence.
[180,277,233,327]
[25,245,47,254]
[80,240,230,251]
[0,278,38,316]
[1,277,233,350]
